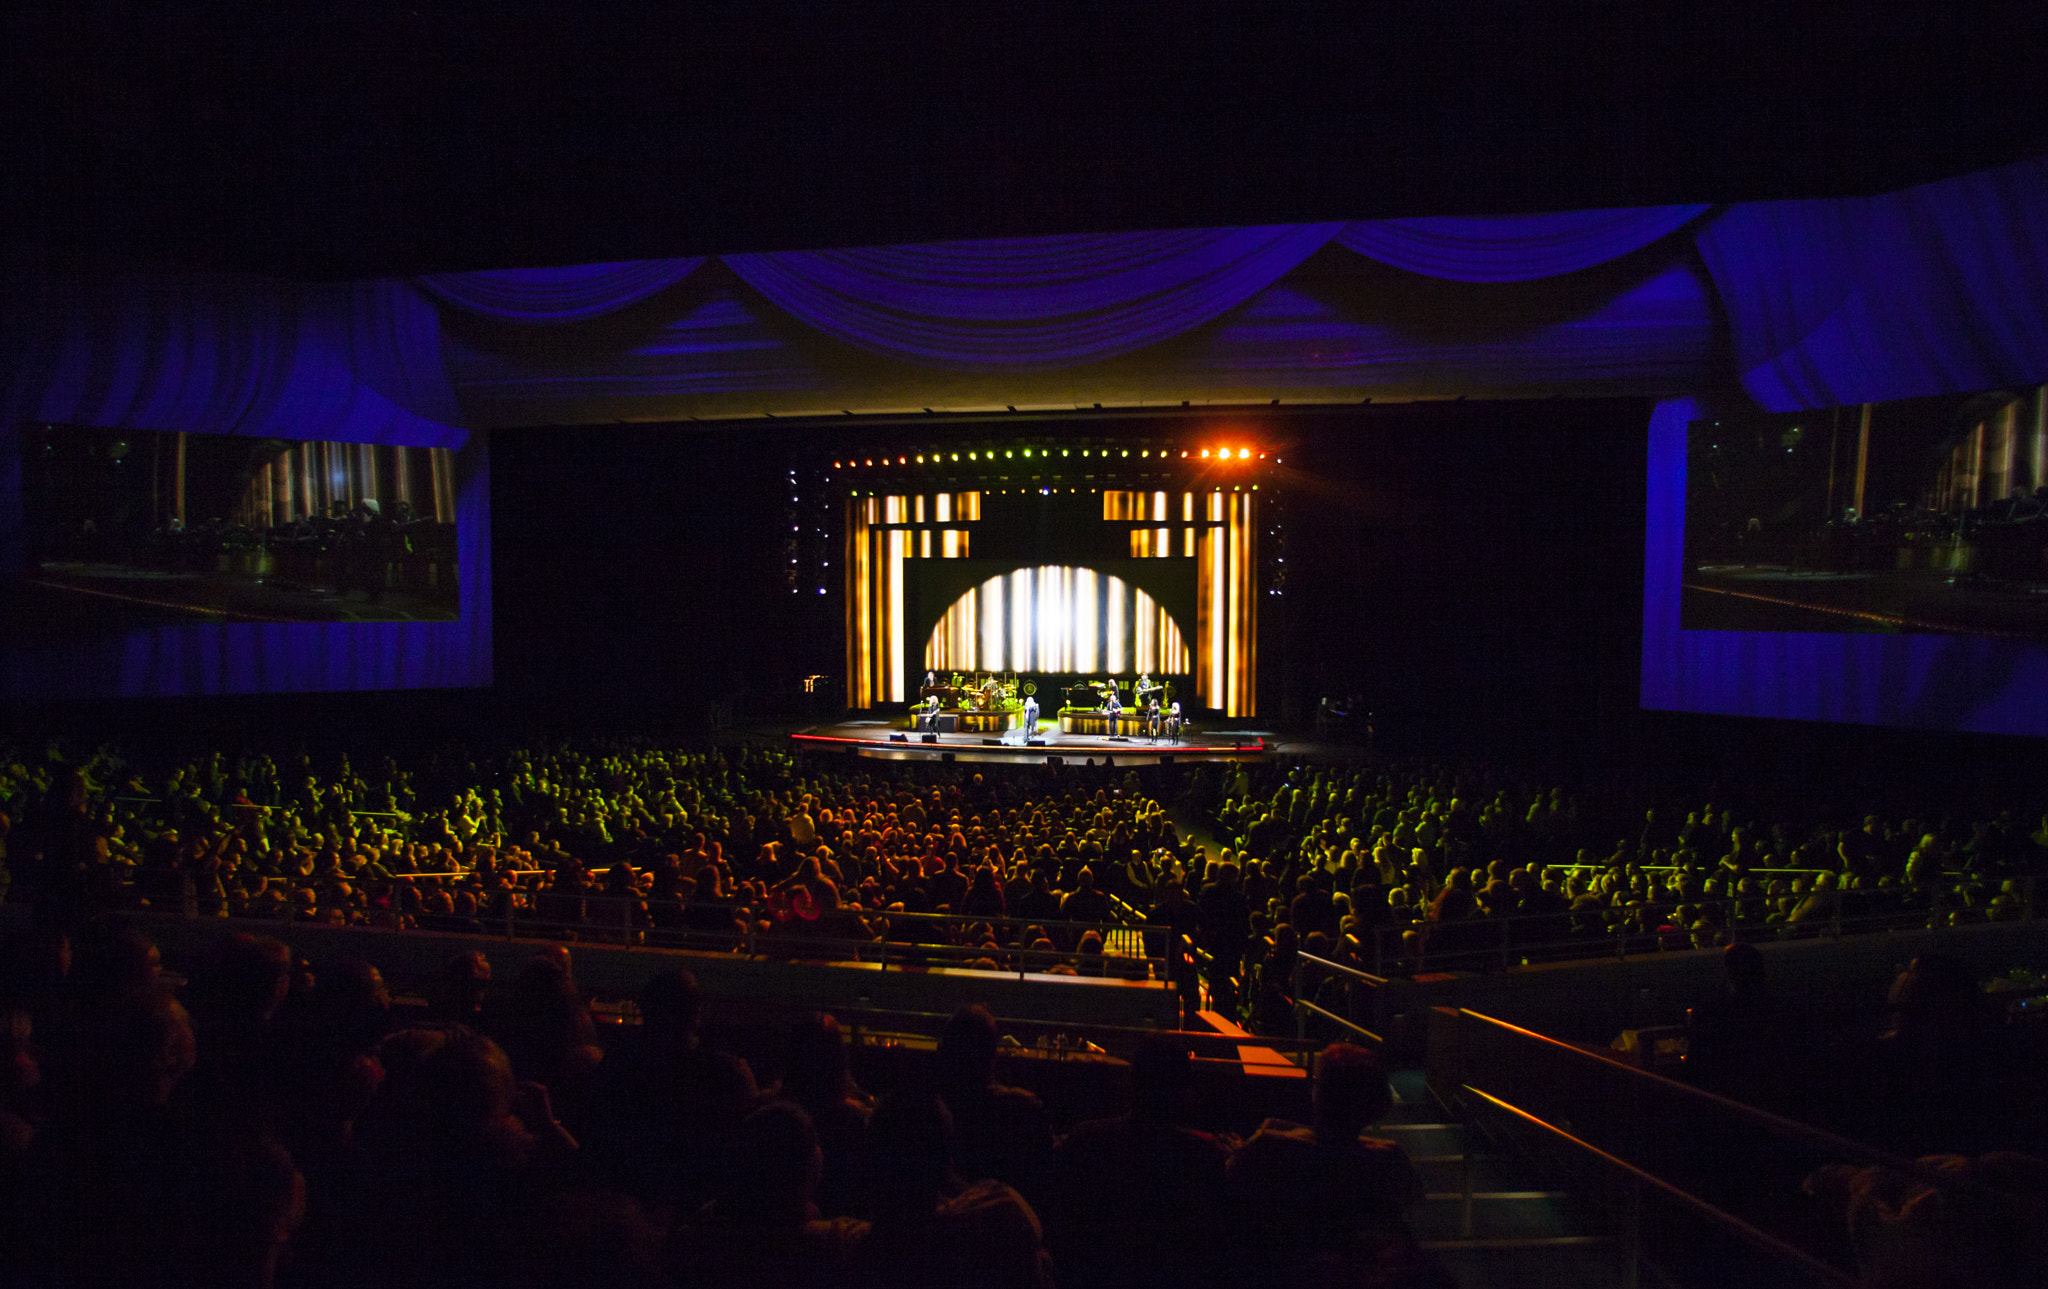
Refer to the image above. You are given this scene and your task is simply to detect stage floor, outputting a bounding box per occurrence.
[790,718,1269,765]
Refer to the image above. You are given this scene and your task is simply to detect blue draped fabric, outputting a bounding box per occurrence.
[1203,262,1715,392]
[446,290,822,427]
[416,258,707,325]
[1695,156,2048,410]
[723,225,1344,369]
[0,268,466,448]
[1335,206,1708,282]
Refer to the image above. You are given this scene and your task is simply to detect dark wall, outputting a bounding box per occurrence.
[489,425,835,729]
[1273,399,1652,757]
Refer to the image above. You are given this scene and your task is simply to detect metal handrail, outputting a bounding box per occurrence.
[1458,1084,1858,1288]
[257,886,1172,983]
[1440,1007,2048,1215]
[1292,997,1381,1045]
[1289,950,1389,1046]
[1295,949,1387,986]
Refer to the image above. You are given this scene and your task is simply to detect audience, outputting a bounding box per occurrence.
[3,734,2047,1283]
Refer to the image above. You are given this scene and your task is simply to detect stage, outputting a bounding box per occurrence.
[789,717,1270,765]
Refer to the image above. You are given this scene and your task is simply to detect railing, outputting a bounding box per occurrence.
[1428,1006,2045,1287]
[1290,949,1388,1045]
[254,886,1171,985]
[1358,876,2041,977]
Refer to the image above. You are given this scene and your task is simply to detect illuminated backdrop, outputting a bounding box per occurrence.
[840,440,1260,715]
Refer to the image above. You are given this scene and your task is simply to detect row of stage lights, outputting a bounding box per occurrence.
[832,446,1261,467]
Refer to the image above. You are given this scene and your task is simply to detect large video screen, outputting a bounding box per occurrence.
[1642,387,2048,735]
[1,423,491,699]
[837,438,1261,716]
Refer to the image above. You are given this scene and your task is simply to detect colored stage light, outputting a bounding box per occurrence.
[1238,448,1251,459]
[951,453,960,461]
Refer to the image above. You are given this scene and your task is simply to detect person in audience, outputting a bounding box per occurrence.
[775,1012,874,1218]
[584,970,758,1211]
[933,1004,1055,1206]
[1051,1034,1229,1289]
[1225,1042,1424,1265]
[670,1100,868,1289]
[857,1090,1053,1289]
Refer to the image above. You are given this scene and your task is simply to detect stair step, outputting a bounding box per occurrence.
[1413,1191,1576,1241]
[1426,1237,1630,1289]
[1412,1154,1518,1193]
[1373,1122,1464,1154]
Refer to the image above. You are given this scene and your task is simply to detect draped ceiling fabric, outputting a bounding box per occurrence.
[0,268,466,449]
[444,289,823,426]
[723,225,1346,369]
[1336,205,1710,282]
[1204,262,1716,392]
[1696,155,2048,411]
[416,257,707,325]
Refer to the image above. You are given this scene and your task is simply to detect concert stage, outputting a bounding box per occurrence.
[790,718,1268,765]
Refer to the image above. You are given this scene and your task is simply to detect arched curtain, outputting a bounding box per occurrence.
[1335,206,1708,281]
[724,225,1343,369]
[1695,156,2048,410]
[416,257,707,325]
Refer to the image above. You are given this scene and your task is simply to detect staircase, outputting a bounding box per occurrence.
[1380,1069,1637,1289]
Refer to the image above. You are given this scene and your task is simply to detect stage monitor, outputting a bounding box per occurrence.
[835,437,1262,715]
[1,423,491,698]
[1641,386,2048,734]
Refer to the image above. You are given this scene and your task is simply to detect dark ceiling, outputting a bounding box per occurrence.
[7,4,2048,280]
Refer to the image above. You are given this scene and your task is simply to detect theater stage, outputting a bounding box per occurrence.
[790,717,1269,765]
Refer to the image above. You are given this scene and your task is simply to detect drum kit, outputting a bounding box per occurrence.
[921,672,1027,711]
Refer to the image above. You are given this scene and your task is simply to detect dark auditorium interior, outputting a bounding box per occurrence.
[8,9,2048,1289]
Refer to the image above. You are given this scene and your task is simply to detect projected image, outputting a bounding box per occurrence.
[1682,386,2048,638]
[13,426,461,636]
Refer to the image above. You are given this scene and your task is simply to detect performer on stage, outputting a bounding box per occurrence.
[1167,699,1183,743]
[1022,693,1039,734]
[1146,696,1162,741]
[919,694,942,734]
[1103,683,1122,734]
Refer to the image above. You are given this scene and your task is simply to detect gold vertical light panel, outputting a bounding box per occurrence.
[1194,490,1257,717]
[848,492,980,703]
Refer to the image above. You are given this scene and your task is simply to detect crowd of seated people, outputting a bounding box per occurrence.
[0,924,1444,1289]
[3,738,2045,1035]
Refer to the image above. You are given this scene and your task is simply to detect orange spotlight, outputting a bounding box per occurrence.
[1238,448,1251,459]
[1200,449,1210,458]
